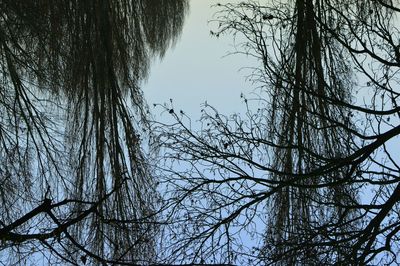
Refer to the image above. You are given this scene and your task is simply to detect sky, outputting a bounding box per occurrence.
[143,0,255,120]
[142,3,262,260]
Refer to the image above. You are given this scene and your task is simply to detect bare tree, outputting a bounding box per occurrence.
[0,0,187,265]
[154,0,400,265]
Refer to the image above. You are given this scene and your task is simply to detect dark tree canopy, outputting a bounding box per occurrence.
[0,0,187,265]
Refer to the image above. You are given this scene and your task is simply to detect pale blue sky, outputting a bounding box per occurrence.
[143,0,253,119]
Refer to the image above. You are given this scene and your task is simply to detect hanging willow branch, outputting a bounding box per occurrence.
[0,0,188,264]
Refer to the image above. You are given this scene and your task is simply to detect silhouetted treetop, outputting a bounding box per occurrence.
[0,1,188,265]
[153,1,400,265]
